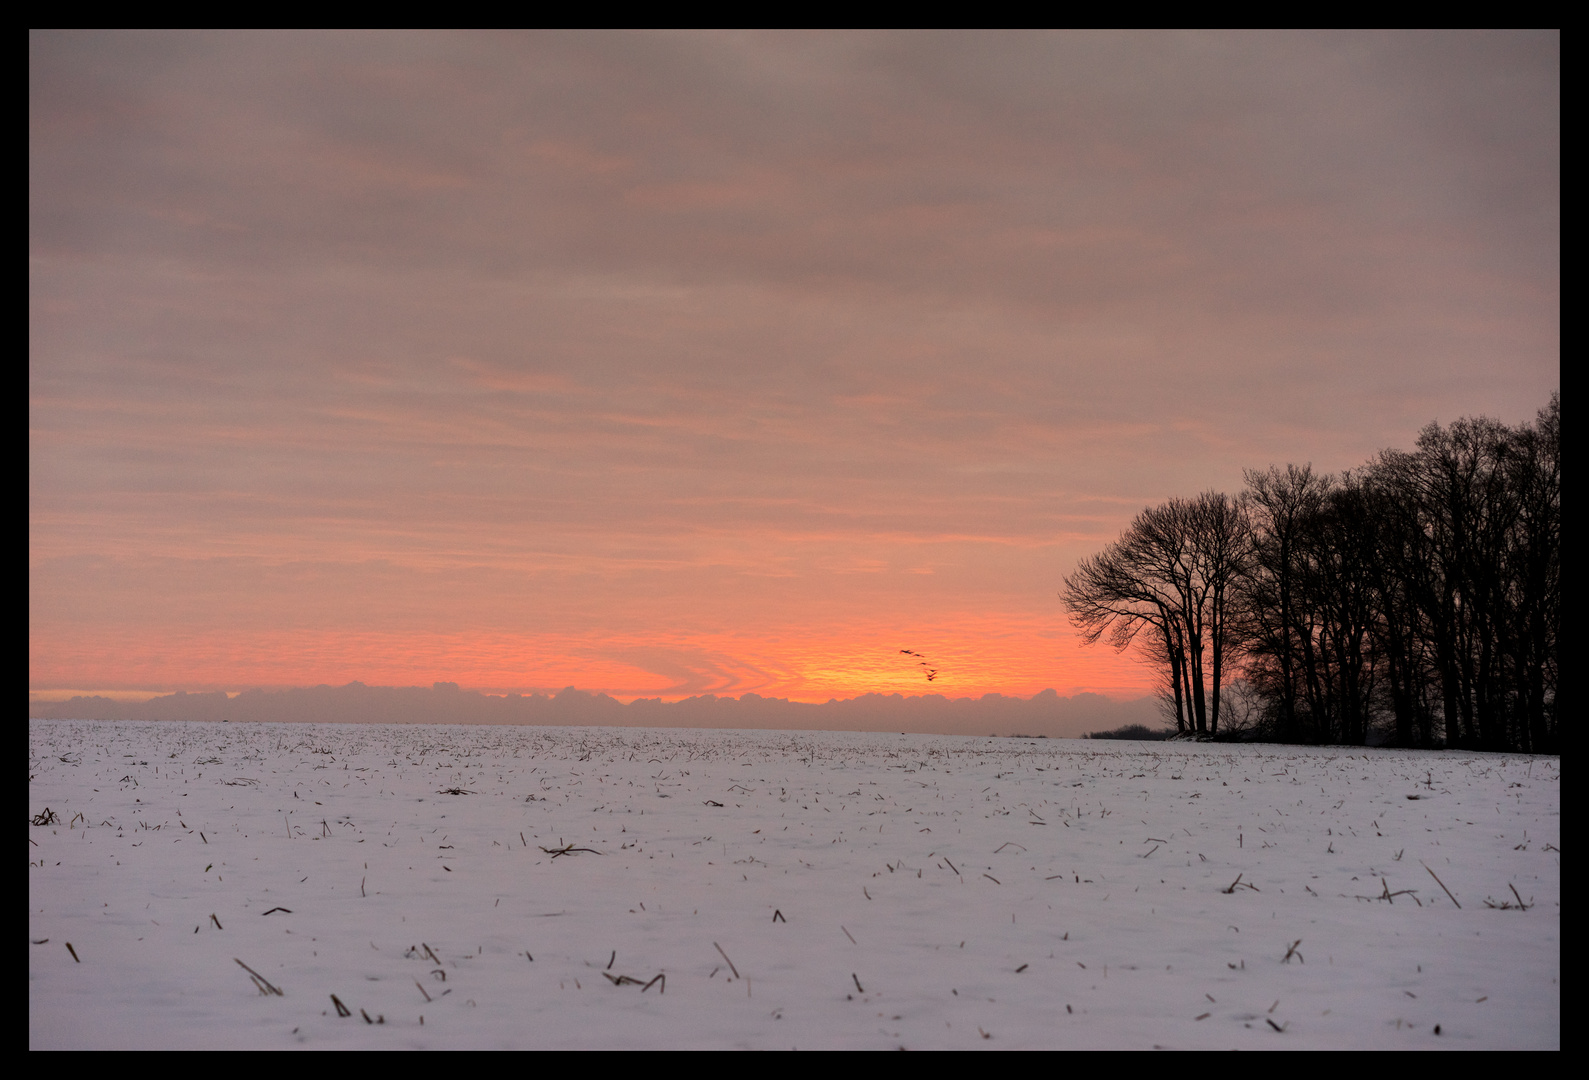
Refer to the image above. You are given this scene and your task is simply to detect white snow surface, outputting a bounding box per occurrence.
[29,720,1559,1049]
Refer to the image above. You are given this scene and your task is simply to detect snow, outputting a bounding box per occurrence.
[29,720,1559,1049]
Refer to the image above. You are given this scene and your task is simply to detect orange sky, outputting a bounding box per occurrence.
[28,618,1154,703]
[30,32,1558,706]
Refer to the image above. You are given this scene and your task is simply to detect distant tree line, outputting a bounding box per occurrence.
[1084,724,1174,742]
[1062,395,1558,752]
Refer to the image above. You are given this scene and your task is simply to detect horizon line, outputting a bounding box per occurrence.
[29,682,1156,707]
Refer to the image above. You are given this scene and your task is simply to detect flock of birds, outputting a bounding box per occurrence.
[899,648,938,681]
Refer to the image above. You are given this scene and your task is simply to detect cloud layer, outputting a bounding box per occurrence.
[28,682,1161,740]
[30,32,1559,702]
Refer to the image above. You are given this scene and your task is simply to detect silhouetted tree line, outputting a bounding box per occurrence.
[1084,724,1174,741]
[1063,396,1558,752]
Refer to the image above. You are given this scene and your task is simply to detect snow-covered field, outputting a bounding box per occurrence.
[29,719,1559,1049]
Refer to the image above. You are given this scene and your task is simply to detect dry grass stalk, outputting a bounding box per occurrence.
[236,958,282,995]
[1421,862,1461,908]
[540,843,601,858]
[1483,884,1534,910]
[1377,877,1421,906]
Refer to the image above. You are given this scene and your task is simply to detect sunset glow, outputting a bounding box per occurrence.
[30,32,1558,713]
[29,617,1151,703]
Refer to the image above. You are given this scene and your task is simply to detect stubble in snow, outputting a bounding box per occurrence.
[28,720,1559,1049]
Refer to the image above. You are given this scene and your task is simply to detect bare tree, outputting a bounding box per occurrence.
[1238,465,1330,741]
[1063,491,1248,735]
[1187,491,1250,734]
[1062,537,1190,732]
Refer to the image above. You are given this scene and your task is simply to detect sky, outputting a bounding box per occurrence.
[30,31,1559,707]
